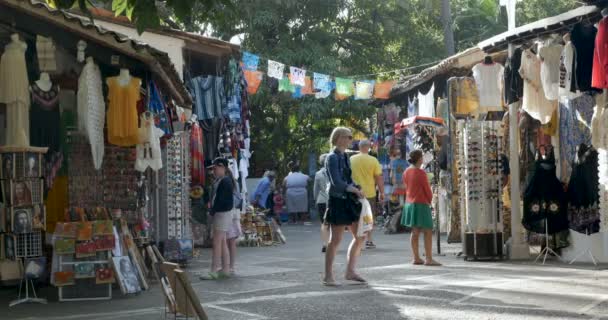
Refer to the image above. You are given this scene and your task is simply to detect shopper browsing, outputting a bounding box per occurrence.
[200,157,234,280]
[401,150,441,266]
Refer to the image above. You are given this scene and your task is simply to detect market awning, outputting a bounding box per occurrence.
[478,4,602,53]
[0,0,193,107]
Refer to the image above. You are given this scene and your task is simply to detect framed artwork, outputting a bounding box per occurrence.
[25,257,46,279]
[11,180,33,207]
[95,268,115,284]
[55,239,76,255]
[54,271,75,286]
[178,239,193,260]
[77,222,93,241]
[112,256,142,294]
[93,220,113,236]
[74,263,95,279]
[4,234,15,260]
[32,205,45,230]
[11,207,33,234]
[55,222,77,238]
[94,235,116,251]
[1,153,14,179]
[75,241,96,258]
[23,153,41,178]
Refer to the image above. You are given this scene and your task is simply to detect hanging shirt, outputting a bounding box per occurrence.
[519,49,556,124]
[77,59,105,170]
[593,17,608,89]
[571,23,597,92]
[559,42,580,99]
[503,48,523,105]
[189,76,225,120]
[36,35,56,73]
[472,62,504,112]
[106,75,141,147]
[538,41,563,100]
[417,84,435,117]
[135,113,164,172]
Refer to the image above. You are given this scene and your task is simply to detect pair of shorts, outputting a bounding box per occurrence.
[212,210,233,232]
[325,196,359,226]
[227,209,242,239]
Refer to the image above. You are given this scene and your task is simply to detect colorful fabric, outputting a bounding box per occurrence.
[401,203,433,229]
[335,77,354,96]
[267,59,285,79]
[242,51,260,71]
[313,73,332,91]
[355,80,374,100]
[373,81,395,99]
[189,75,225,120]
[289,66,306,86]
[279,76,295,93]
[559,94,594,181]
[190,121,205,187]
[244,70,263,94]
[148,81,172,135]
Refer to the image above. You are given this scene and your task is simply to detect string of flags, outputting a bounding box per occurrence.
[241,51,396,100]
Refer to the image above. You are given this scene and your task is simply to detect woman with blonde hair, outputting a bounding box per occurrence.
[323,126,366,286]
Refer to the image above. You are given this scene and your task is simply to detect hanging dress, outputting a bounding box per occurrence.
[190,121,205,187]
[77,59,105,170]
[472,62,504,113]
[567,144,600,234]
[519,49,557,124]
[106,75,141,147]
[522,147,569,234]
[0,38,30,146]
[135,112,164,172]
[30,83,61,153]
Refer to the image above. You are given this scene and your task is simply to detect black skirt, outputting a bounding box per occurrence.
[325,196,359,226]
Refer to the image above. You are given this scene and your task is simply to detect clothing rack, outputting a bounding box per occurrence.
[534,219,562,265]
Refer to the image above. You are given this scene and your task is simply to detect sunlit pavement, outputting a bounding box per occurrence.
[3,224,608,319]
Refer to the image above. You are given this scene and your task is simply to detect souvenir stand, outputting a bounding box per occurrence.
[0,0,193,303]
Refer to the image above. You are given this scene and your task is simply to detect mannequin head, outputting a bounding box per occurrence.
[10,33,19,42]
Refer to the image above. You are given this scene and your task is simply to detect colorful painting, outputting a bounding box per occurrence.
[55,239,76,255]
[32,205,45,230]
[178,239,193,260]
[93,220,113,236]
[75,241,96,258]
[74,263,95,279]
[55,222,77,238]
[11,180,33,207]
[77,222,93,241]
[95,268,115,284]
[94,235,116,251]
[54,271,75,286]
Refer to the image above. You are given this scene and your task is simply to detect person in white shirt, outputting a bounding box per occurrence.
[314,154,330,252]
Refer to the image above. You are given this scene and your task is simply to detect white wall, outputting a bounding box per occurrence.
[91,20,186,80]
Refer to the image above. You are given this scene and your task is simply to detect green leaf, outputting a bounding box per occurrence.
[133,0,160,34]
[112,0,128,16]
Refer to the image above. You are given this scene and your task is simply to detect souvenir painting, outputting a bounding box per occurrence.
[93,220,113,236]
[55,222,77,238]
[75,241,96,258]
[25,257,46,279]
[4,234,15,260]
[54,271,75,286]
[32,205,45,230]
[77,221,93,241]
[11,207,33,233]
[55,239,76,255]
[112,256,141,294]
[23,153,41,178]
[178,239,193,260]
[74,263,95,279]
[11,180,33,207]
[1,154,14,179]
[95,268,115,284]
[94,235,116,251]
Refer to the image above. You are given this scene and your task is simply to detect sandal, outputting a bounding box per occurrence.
[345,274,367,283]
[322,279,341,287]
[412,260,424,265]
[424,260,442,266]
[199,272,220,280]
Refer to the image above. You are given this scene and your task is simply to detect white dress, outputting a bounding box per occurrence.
[519,49,557,124]
[135,113,164,172]
[77,59,106,170]
[472,62,504,112]
[0,39,30,146]
[417,84,435,117]
[538,42,563,101]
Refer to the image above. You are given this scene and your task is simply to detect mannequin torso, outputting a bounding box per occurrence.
[35,73,53,92]
[118,68,131,86]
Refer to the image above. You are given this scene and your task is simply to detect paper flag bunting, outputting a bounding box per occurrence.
[315,81,335,99]
[373,81,395,99]
[301,76,314,95]
[242,51,260,71]
[292,86,303,98]
[279,76,296,93]
[268,60,285,79]
[244,70,264,94]
[313,73,331,91]
[335,77,354,96]
[335,91,349,101]
[289,67,306,86]
[355,80,375,100]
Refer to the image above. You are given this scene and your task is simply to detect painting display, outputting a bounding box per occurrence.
[54,271,75,286]
[95,268,114,284]
[55,239,76,255]
[23,153,41,178]
[11,180,33,207]
[112,256,142,294]
[74,263,95,279]
[24,257,46,279]
[1,154,13,179]
[11,207,33,233]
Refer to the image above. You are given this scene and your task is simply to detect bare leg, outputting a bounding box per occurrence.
[345,222,366,281]
[424,229,441,265]
[228,238,237,272]
[321,224,330,246]
[220,233,230,273]
[212,230,228,272]
[411,228,423,263]
[324,225,344,283]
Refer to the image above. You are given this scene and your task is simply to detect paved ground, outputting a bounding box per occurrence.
[3,224,608,319]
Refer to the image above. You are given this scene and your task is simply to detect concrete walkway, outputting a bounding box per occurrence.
[2,224,608,319]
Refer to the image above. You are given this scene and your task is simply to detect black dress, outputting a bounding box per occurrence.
[29,83,61,153]
[522,147,569,234]
[567,144,600,234]
[325,151,359,226]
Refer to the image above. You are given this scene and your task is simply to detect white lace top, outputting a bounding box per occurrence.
[77,59,106,170]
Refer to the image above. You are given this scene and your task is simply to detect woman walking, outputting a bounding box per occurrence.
[401,150,441,266]
[323,127,366,286]
[201,157,234,280]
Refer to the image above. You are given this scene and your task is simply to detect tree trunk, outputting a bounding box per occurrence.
[440,0,456,56]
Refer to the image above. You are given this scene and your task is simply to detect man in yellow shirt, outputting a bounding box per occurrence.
[350,139,384,249]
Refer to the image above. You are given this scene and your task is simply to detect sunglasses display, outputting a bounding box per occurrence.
[162,132,191,240]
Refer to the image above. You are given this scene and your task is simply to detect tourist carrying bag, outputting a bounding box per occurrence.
[357,198,374,237]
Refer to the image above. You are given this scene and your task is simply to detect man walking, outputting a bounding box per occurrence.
[350,140,384,249]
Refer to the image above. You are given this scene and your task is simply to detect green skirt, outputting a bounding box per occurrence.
[401,202,433,229]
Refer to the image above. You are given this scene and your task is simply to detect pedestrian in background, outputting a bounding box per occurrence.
[350,139,384,249]
[251,170,276,210]
[390,147,408,206]
[401,150,441,266]
[284,162,310,224]
[226,168,242,276]
[323,127,367,286]
[201,157,234,280]
[314,153,330,252]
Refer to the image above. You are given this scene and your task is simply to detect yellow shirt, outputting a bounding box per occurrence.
[350,153,382,199]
